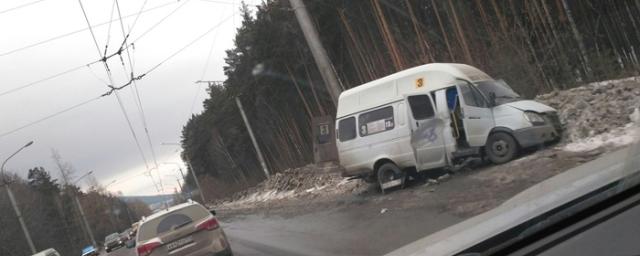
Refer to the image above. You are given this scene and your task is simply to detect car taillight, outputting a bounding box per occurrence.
[137,241,161,256]
[196,217,220,231]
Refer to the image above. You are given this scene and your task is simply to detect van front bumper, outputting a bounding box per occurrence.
[513,124,560,148]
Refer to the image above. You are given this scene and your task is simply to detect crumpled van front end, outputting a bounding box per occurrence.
[492,100,562,148]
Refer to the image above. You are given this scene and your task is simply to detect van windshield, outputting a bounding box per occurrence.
[475,80,521,105]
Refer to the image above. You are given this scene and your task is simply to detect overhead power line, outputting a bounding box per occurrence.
[77,0,152,183]
[131,0,191,44]
[0,0,236,142]
[116,0,161,173]
[0,0,48,15]
[77,0,102,55]
[129,0,150,33]
[145,13,235,74]
[0,0,189,99]
[0,96,102,139]
[100,12,235,96]
[0,0,178,58]
[0,62,98,97]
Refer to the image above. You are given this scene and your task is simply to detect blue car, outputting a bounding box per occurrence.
[81,245,99,256]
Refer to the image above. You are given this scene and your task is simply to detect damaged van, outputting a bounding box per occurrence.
[335,63,562,192]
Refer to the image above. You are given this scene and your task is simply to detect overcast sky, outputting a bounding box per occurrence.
[0,0,258,195]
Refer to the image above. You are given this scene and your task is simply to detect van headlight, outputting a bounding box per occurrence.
[524,111,545,125]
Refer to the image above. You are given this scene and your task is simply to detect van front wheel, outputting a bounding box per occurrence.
[377,163,406,194]
[486,132,518,164]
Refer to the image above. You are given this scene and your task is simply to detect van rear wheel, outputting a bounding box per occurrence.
[486,132,518,164]
[377,163,406,194]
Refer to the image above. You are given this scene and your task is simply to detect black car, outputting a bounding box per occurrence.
[104,233,123,253]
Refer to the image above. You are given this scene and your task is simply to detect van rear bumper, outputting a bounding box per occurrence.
[513,124,560,148]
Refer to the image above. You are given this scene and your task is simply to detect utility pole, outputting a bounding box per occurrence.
[175,166,190,200]
[175,177,184,192]
[73,196,96,247]
[184,155,206,203]
[288,0,342,105]
[1,141,36,254]
[72,171,97,247]
[165,175,184,194]
[5,186,36,254]
[235,97,270,178]
[160,147,206,203]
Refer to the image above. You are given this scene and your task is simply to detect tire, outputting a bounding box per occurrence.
[106,248,110,253]
[486,132,518,164]
[377,162,406,193]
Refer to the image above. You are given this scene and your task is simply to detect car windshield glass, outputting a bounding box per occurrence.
[105,234,118,241]
[475,79,521,105]
[137,205,209,241]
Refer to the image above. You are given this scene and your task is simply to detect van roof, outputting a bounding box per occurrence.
[336,63,492,118]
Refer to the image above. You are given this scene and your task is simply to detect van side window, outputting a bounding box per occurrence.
[358,106,394,136]
[459,83,487,107]
[338,117,356,141]
[408,95,435,120]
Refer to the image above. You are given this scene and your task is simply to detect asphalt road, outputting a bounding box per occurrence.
[101,206,461,256]
[102,245,134,256]
[222,204,463,256]
[99,198,640,256]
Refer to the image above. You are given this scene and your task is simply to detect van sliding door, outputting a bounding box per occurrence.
[405,94,447,171]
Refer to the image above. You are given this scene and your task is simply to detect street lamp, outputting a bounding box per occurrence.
[104,179,117,189]
[73,170,93,185]
[71,171,97,247]
[0,141,33,183]
[1,141,37,254]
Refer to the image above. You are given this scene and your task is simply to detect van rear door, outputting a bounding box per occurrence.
[456,82,494,146]
[405,94,447,170]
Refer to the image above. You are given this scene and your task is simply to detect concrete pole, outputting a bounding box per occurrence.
[175,177,184,192]
[5,185,37,254]
[72,171,97,247]
[235,97,270,179]
[73,195,97,247]
[1,141,36,254]
[288,0,342,105]
[184,156,206,204]
[177,167,191,200]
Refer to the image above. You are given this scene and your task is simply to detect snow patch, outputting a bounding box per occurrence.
[305,184,328,193]
[588,76,639,88]
[223,189,297,207]
[561,124,639,152]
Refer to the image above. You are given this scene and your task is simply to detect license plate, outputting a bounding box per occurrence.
[166,236,194,251]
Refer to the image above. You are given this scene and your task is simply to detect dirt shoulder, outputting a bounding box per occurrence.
[215,144,612,220]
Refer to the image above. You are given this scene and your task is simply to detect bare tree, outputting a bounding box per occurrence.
[51,149,75,186]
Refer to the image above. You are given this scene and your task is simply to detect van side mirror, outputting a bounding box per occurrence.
[209,209,217,216]
[488,92,497,107]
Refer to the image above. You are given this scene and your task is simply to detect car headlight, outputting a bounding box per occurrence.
[524,111,545,125]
